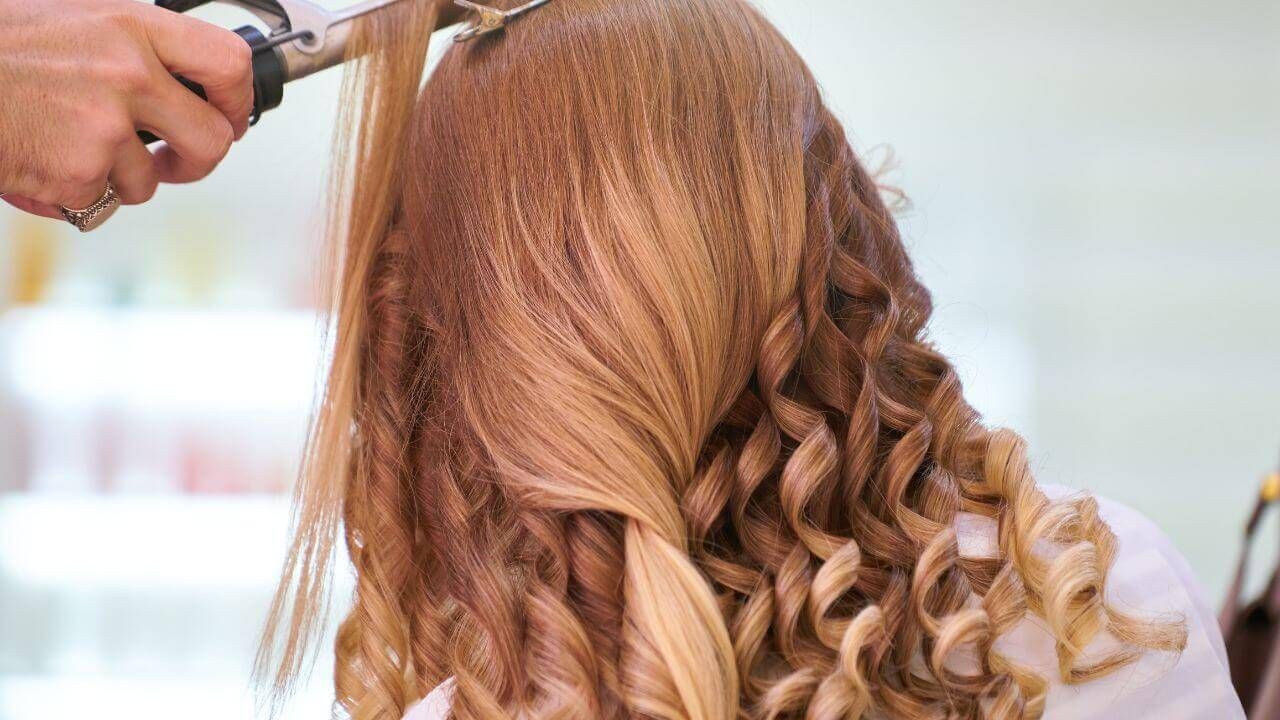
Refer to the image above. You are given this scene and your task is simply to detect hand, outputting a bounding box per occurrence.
[0,0,252,219]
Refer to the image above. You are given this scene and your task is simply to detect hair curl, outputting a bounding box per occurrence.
[259,1,1186,718]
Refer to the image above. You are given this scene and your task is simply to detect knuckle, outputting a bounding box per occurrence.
[98,117,135,148]
[105,5,143,29]
[60,146,111,189]
[120,64,153,95]
[121,178,158,205]
[201,30,251,87]
[110,7,156,48]
[100,54,152,94]
[72,104,133,148]
[183,119,233,179]
[205,120,234,162]
[64,158,107,189]
[227,37,252,76]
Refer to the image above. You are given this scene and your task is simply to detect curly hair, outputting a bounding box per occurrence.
[258,1,1187,718]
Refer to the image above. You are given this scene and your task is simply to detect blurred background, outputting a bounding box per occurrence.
[1,0,1276,718]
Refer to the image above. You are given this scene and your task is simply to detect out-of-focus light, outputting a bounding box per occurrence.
[1,307,324,414]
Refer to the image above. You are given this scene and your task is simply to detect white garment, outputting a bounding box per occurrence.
[403,485,1244,720]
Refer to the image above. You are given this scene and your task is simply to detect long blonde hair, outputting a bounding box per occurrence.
[259,1,1186,718]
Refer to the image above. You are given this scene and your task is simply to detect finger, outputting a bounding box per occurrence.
[136,75,234,184]
[137,5,253,139]
[1,194,65,220]
[109,138,160,205]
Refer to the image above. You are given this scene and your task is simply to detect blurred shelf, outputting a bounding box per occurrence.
[1,307,324,414]
[0,494,299,590]
[0,674,334,720]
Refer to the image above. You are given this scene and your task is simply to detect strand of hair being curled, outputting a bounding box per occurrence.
[260,1,1187,719]
[255,2,449,719]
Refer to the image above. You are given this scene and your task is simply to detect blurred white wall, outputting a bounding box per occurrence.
[754,0,1280,594]
[1,1,1277,718]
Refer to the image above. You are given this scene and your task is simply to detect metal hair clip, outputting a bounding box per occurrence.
[453,0,551,42]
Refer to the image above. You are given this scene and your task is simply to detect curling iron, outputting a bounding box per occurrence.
[137,0,548,145]
[138,0,405,144]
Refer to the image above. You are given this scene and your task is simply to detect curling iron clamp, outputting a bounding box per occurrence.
[138,0,551,144]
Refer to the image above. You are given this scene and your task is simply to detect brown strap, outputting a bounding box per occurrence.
[1221,494,1268,635]
[1251,631,1280,719]
[1221,472,1280,636]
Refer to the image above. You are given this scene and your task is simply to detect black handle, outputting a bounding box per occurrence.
[137,25,286,145]
[155,0,217,11]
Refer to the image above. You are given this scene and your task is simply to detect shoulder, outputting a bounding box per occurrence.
[403,678,455,720]
[1009,484,1244,719]
[1040,483,1219,652]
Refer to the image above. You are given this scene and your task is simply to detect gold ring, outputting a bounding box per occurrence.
[59,181,121,233]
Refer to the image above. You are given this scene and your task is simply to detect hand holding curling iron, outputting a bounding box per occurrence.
[0,0,527,231]
[0,0,253,227]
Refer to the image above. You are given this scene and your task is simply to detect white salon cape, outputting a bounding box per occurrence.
[404,485,1245,720]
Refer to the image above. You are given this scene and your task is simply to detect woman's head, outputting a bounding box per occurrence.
[262,2,1185,718]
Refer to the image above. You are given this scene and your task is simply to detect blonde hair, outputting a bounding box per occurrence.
[259,1,1186,718]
